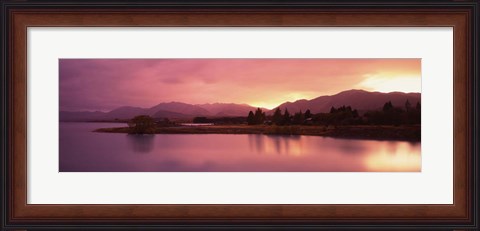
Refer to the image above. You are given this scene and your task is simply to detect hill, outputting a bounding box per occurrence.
[60,89,421,121]
[271,89,420,114]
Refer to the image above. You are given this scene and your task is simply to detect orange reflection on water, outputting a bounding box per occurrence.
[60,123,422,172]
[363,142,421,172]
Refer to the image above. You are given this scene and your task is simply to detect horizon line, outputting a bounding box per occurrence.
[60,89,421,113]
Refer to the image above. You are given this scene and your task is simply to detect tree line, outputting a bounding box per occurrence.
[126,100,421,134]
[246,100,420,126]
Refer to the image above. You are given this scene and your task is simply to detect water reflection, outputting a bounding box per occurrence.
[60,122,421,172]
[248,134,304,156]
[248,134,265,154]
[364,145,421,171]
[385,141,399,154]
[126,134,154,153]
[334,139,368,155]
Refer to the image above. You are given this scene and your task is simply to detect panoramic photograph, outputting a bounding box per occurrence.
[59,59,421,172]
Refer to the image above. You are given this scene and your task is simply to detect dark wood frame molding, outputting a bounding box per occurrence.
[1,0,479,230]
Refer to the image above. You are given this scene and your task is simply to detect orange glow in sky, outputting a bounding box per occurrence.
[356,74,421,94]
[60,59,421,111]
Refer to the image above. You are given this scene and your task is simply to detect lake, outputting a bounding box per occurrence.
[59,122,421,172]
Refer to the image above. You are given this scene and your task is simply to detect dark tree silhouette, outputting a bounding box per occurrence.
[405,99,412,112]
[383,101,394,111]
[292,110,305,125]
[247,111,256,125]
[246,108,266,125]
[330,106,337,113]
[283,108,291,125]
[304,109,312,119]
[128,115,156,134]
[254,108,266,125]
[272,108,283,125]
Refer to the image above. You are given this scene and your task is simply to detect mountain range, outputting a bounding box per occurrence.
[60,89,421,122]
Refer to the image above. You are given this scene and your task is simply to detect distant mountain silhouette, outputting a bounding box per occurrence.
[59,89,421,121]
[152,110,195,119]
[270,89,420,114]
[60,102,263,121]
[145,102,210,117]
[105,106,145,119]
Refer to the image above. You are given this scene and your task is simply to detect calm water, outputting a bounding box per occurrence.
[59,122,421,172]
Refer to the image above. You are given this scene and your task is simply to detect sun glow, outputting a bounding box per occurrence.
[249,102,282,110]
[249,92,315,110]
[357,74,421,93]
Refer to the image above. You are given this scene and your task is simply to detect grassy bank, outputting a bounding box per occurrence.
[94,125,420,141]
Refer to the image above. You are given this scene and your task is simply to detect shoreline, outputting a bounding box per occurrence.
[94,125,421,142]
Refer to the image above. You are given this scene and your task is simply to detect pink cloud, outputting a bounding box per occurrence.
[59,59,421,111]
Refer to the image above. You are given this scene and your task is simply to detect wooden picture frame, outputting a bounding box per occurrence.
[1,0,478,229]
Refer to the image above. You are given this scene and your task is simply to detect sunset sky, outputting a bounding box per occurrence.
[59,59,421,111]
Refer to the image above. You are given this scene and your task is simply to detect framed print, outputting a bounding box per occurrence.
[1,0,479,230]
